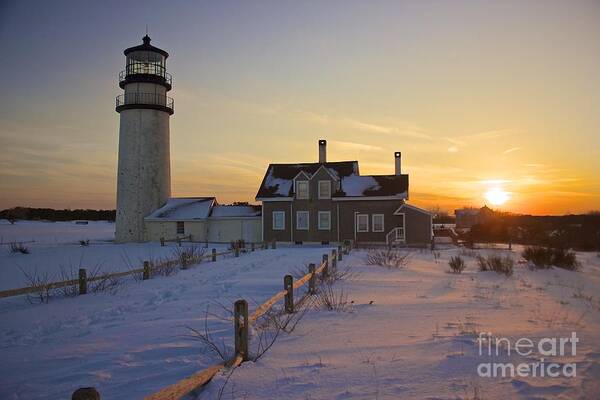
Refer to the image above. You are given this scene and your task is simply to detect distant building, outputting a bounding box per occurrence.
[455,205,495,230]
[255,140,432,246]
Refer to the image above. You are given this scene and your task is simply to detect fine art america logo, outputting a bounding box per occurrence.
[477,332,579,378]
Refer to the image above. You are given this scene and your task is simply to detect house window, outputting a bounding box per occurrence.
[296,211,309,230]
[318,180,331,199]
[356,214,369,232]
[272,211,285,230]
[176,221,185,234]
[372,214,384,232]
[318,211,331,230]
[296,181,309,199]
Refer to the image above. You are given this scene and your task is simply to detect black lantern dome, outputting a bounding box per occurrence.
[119,35,172,90]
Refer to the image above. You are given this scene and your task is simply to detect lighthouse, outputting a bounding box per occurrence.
[115,35,174,242]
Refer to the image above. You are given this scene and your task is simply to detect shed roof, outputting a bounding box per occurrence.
[145,197,216,220]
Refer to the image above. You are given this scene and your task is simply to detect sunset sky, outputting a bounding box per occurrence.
[1,0,599,215]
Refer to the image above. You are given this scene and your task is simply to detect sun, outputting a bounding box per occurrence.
[485,187,510,205]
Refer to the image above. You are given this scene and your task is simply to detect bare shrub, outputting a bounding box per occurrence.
[154,258,179,276]
[449,256,466,274]
[476,254,488,271]
[56,266,79,297]
[314,281,350,312]
[488,255,514,276]
[522,246,580,271]
[251,302,309,361]
[172,245,206,268]
[366,249,410,269]
[185,307,231,362]
[88,266,121,294]
[10,242,29,254]
[550,248,580,271]
[19,267,52,303]
[477,254,514,276]
[522,246,552,269]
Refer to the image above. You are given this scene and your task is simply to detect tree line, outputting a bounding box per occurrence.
[1,207,116,222]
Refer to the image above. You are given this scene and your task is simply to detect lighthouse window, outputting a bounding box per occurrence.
[176,221,185,234]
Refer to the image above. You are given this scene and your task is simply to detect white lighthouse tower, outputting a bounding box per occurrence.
[115,35,174,242]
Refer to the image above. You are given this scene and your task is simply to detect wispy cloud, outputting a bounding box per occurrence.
[293,109,432,140]
[442,129,520,153]
[329,140,383,152]
[503,147,521,154]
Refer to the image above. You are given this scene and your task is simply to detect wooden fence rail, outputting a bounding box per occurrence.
[144,245,350,400]
[0,243,273,300]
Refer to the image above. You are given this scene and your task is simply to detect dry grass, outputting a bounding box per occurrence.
[366,249,410,269]
[477,254,514,276]
[9,242,29,254]
[449,256,466,274]
[522,246,580,271]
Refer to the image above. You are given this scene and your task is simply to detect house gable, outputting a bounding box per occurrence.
[393,202,432,216]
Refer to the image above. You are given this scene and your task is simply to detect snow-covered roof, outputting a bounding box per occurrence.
[145,197,216,220]
[256,161,359,198]
[210,205,261,218]
[256,161,408,199]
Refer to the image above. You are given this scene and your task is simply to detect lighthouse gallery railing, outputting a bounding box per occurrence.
[115,93,174,110]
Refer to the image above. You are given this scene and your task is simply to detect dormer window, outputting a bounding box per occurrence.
[318,180,331,199]
[296,181,309,199]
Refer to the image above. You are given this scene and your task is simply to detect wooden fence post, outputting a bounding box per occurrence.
[508,238,512,251]
[251,242,255,252]
[331,250,337,275]
[235,248,240,257]
[284,275,294,313]
[160,237,165,247]
[322,254,329,279]
[234,299,248,361]
[143,261,150,280]
[72,387,100,400]
[271,238,276,249]
[177,238,182,247]
[212,248,216,262]
[338,245,343,261]
[308,263,316,295]
[78,268,87,295]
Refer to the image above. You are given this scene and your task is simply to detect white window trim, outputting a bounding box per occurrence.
[272,211,285,231]
[295,181,309,200]
[372,214,385,232]
[318,211,331,231]
[296,211,309,230]
[356,214,369,232]
[318,180,332,199]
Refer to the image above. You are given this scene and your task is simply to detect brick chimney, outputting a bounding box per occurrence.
[319,139,327,163]
[395,152,401,175]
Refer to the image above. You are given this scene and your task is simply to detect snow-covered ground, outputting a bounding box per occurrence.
[0,241,334,398]
[1,221,599,399]
[205,247,600,400]
[0,220,228,291]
